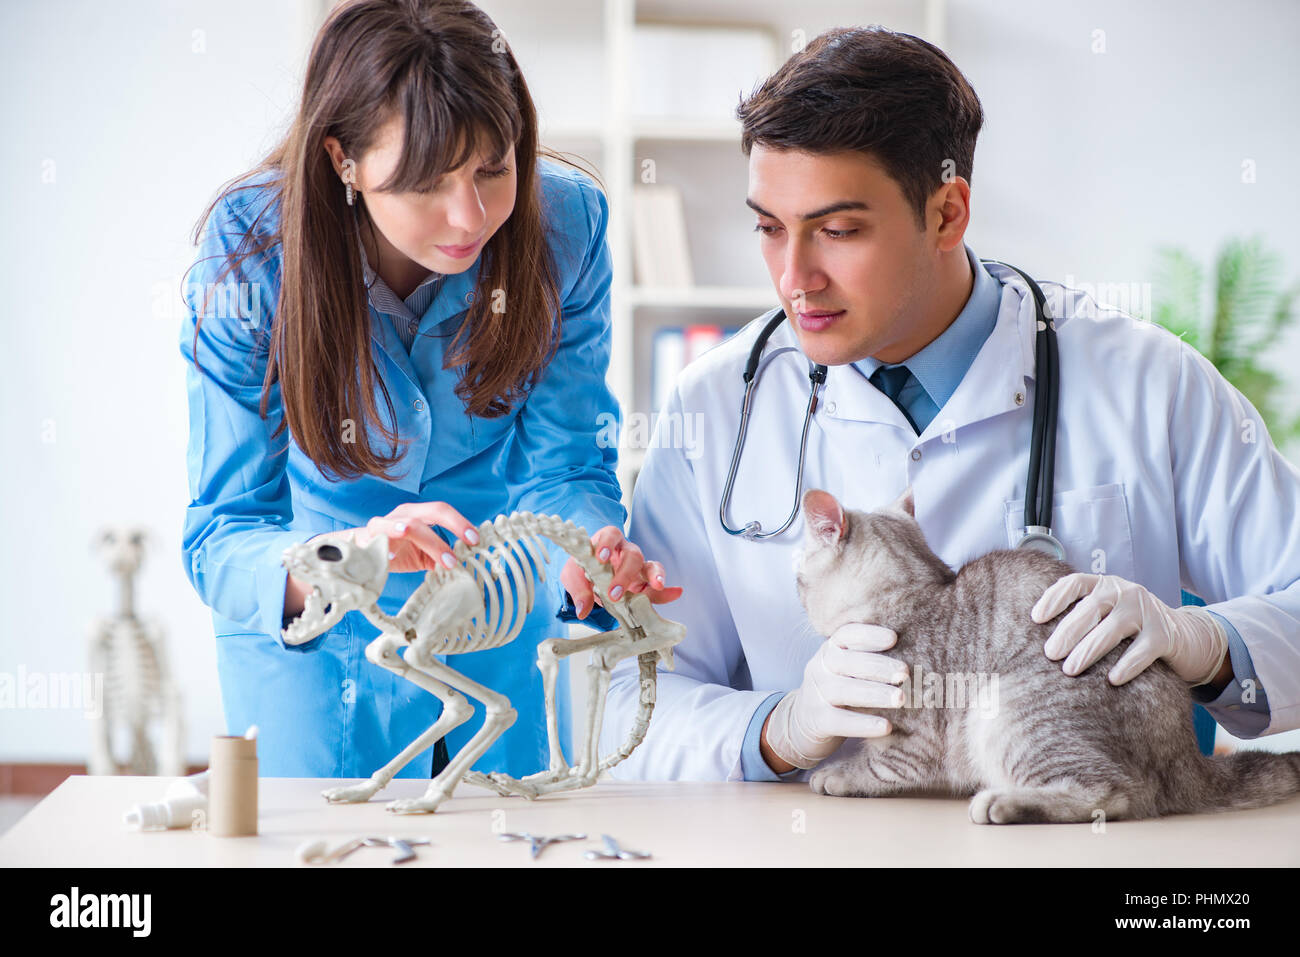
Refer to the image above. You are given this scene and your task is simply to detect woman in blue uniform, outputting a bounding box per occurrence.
[179,0,678,779]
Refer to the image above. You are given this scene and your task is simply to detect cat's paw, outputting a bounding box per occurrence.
[969,789,1006,823]
[969,788,1047,824]
[971,787,1109,824]
[809,766,863,797]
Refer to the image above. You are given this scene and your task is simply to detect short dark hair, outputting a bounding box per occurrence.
[737,27,984,229]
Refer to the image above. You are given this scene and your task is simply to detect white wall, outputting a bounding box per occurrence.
[943,0,1300,752]
[3,0,1298,765]
[0,0,317,764]
[948,0,1300,430]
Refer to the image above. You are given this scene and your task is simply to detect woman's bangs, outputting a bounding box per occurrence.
[378,78,519,194]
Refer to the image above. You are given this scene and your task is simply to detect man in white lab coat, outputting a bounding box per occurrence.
[590,26,1300,782]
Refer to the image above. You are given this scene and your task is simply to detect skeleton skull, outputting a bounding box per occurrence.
[281,533,390,645]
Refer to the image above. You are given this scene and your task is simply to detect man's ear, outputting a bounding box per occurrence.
[890,485,915,518]
[803,489,845,545]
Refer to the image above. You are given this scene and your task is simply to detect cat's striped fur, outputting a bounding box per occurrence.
[795,487,1300,823]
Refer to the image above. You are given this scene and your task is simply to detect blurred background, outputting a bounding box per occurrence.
[3,0,1299,831]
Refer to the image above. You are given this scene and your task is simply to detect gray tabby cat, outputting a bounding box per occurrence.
[795,486,1300,823]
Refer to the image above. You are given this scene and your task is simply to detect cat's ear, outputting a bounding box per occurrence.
[802,489,845,545]
[890,485,916,518]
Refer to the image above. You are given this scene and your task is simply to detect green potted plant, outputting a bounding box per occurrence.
[1146,237,1300,753]
[1148,235,1300,449]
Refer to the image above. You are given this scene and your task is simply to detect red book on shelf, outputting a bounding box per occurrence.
[684,325,724,364]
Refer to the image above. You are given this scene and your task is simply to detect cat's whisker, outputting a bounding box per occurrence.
[793,619,829,644]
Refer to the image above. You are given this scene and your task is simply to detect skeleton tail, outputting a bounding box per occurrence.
[597,653,661,774]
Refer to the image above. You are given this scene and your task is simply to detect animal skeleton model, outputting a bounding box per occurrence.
[87,526,186,776]
[280,512,685,814]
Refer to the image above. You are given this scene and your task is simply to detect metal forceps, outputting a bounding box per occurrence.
[583,834,651,861]
[364,835,431,864]
[299,835,431,865]
[498,831,587,859]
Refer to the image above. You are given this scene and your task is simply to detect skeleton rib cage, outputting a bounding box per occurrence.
[406,514,554,654]
[280,511,685,813]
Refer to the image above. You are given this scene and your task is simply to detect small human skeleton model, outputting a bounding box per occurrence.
[280,512,685,814]
[87,526,186,776]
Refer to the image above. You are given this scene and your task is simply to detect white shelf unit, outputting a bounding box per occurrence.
[427,0,947,503]
[534,0,945,504]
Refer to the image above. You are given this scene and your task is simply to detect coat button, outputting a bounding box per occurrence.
[911,449,922,461]
[414,399,425,412]
[1014,391,1025,406]
[407,319,419,335]
[825,401,837,414]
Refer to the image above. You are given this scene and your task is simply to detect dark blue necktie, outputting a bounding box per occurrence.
[869,364,920,434]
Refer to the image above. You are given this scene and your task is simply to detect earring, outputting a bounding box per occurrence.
[341,157,356,207]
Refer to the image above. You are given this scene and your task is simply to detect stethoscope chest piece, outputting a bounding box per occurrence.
[1016,526,1067,562]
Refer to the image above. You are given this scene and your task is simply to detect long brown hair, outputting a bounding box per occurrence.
[186,0,577,482]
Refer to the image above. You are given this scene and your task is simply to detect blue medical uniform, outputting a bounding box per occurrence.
[179,160,626,778]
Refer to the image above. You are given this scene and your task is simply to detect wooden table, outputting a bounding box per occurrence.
[3,775,1298,867]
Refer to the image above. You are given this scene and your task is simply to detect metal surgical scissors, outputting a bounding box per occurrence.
[498,831,588,859]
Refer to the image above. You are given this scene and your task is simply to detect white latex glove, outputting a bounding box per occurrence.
[1031,573,1229,686]
[764,622,908,770]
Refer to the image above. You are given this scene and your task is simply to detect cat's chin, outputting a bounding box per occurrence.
[821,609,886,638]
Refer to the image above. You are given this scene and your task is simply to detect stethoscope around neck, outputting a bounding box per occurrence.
[717,259,1066,562]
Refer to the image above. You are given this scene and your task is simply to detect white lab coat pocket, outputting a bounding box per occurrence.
[1003,482,1137,580]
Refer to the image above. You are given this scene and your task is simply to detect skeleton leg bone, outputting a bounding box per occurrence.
[519,657,615,794]
[537,639,569,774]
[505,632,658,794]
[532,631,629,771]
[321,632,472,804]
[387,647,517,814]
[465,636,575,799]
[577,659,612,786]
[87,630,116,776]
[503,631,629,792]
[158,679,186,777]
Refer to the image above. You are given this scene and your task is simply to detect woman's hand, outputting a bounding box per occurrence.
[560,526,684,620]
[315,501,482,574]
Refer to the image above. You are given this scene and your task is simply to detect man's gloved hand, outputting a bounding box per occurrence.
[1031,573,1229,686]
[764,622,908,770]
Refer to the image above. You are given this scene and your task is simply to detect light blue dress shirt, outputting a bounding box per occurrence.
[180,160,625,779]
[740,245,1268,781]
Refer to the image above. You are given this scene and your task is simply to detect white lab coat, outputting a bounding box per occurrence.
[603,263,1300,781]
